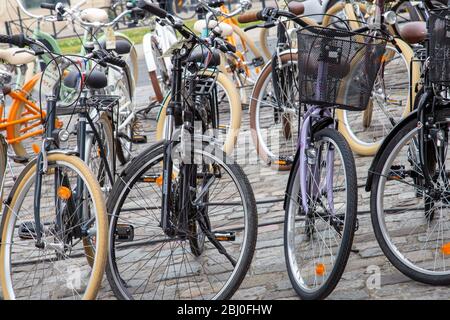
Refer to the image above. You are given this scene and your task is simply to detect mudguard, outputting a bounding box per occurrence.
[283,116,334,210]
[365,89,433,191]
[365,110,419,192]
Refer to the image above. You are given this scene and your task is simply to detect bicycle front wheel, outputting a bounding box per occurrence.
[370,108,450,284]
[0,153,108,299]
[106,141,257,299]
[284,128,357,299]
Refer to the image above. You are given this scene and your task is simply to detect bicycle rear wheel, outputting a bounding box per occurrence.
[284,128,357,299]
[336,41,416,156]
[250,52,299,170]
[0,153,108,299]
[106,141,257,299]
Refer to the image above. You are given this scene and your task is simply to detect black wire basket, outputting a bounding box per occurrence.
[429,9,450,87]
[297,26,387,111]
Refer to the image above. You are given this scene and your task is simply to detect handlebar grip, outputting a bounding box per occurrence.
[137,0,168,19]
[41,3,57,10]
[103,56,127,68]
[237,10,263,24]
[225,42,236,53]
[0,34,33,48]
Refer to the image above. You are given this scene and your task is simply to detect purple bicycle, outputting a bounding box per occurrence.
[240,2,388,299]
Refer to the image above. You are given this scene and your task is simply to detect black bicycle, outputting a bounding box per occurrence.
[367,3,450,285]
[105,1,257,300]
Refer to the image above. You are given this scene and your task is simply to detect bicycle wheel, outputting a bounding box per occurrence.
[149,35,170,103]
[0,153,108,299]
[8,74,45,160]
[250,52,299,171]
[106,141,257,300]
[284,128,357,299]
[336,40,417,156]
[370,108,450,285]
[156,71,241,155]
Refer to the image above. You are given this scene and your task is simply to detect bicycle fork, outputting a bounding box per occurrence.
[33,95,57,248]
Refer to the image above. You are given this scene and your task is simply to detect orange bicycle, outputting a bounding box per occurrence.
[0,48,50,161]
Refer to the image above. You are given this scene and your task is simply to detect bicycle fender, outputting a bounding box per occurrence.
[365,110,419,192]
[0,155,37,243]
[283,148,301,211]
[143,32,157,72]
[283,116,334,209]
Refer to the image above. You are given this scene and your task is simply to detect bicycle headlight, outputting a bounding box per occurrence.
[58,129,70,142]
[384,11,397,25]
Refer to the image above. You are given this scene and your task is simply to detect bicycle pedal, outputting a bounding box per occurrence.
[387,165,406,180]
[271,156,293,169]
[18,221,43,240]
[9,155,29,164]
[132,135,147,144]
[115,224,134,242]
[214,231,235,241]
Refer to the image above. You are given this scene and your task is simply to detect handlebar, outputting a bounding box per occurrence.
[137,1,168,19]
[237,9,263,23]
[0,34,35,48]
[40,3,58,10]
[238,8,309,28]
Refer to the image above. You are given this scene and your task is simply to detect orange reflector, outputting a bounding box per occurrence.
[441,243,450,255]
[315,263,326,276]
[274,160,287,165]
[55,119,63,129]
[31,143,40,154]
[57,186,72,200]
[143,177,157,183]
[156,175,163,186]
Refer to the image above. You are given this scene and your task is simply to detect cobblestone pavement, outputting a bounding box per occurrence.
[3,41,450,300]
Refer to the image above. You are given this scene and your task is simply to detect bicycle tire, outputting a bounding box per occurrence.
[155,71,241,155]
[370,107,450,285]
[0,153,108,300]
[105,141,257,299]
[284,128,357,299]
[249,52,299,171]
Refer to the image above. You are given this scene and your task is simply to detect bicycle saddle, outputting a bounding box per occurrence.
[98,39,132,55]
[0,48,35,66]
[187,47,221,68]
[193,20,233,37]
[287,1,305,16]
[80,8,109,24]
[398,21,427,44]
[208,0,225,8]
[299,54,350,79]
[64,70,108,90]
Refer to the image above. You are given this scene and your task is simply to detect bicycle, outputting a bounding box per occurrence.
[366,3,450,285]
[321,0,421,157]
[0,34,108,299]
[240,3,388,299]
[105,1,257,300]
[246,1,418,172]
[14,0,138,164]
[0,54,49,162]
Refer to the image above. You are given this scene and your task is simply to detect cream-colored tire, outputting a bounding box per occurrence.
[0,153,108,300]
[156,71,241,155]
[336,39,419,156]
